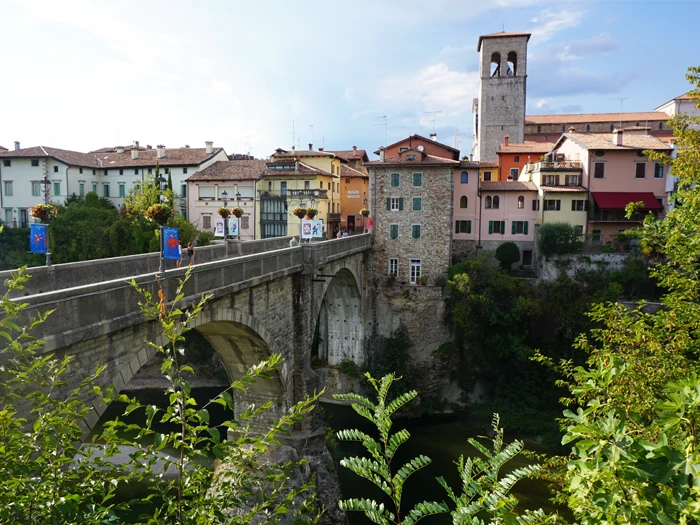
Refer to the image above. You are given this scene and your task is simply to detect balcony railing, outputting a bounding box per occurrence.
[589,211,658,222]
[527,160,582,172]
[257,189,328,199]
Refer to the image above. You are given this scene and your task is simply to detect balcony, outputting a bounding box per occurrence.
[526,160,582,172]
[588,210,658,223]
[257,189,328,200]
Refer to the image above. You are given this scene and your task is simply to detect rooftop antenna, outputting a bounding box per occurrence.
[609,97,629,128]
[453,124,466,149]
[308,124,314,145]
[322,134,325,149]
[245,136,251,157]
[288,120,295,148]
[374,115,388,146]
[425,110,442,134]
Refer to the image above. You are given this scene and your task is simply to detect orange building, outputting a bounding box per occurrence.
[497,137,554,181]
[329,146,370,233]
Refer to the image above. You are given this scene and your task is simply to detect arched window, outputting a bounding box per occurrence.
[507,51,517,76]
[537,125,541,133]
[518,196,524,209]
[493,196,500,209]
[485,196,492,209]
[460,171,468,183]
[460,196,468,208]
[490,52,501,77]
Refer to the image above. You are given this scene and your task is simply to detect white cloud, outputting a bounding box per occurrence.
[536,97,552,108]
[529,9,584,44]
[558,33,620,61]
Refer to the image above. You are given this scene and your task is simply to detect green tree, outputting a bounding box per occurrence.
[495,241,521,270]
[536,223,580,258]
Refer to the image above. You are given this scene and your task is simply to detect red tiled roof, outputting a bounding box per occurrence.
[558,132,672,151]
[526,112,669,125]
[329,148,369,162]
[272,149,344,161]
[365,154,458,166]
[340,164,368,179]
[498,141,555,153]
[185,160,267,182]
[592,192,663,211]
[479,161,498,168]
[0,145,100,168]
[481,181,537,192]
[94,147,225,167]
[262,161,332,177]
[373,134,460,156]
[477,31,531,51]
[457,160,481,169]
[0,145,7,151]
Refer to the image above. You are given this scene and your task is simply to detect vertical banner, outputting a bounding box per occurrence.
[214,219,225,237]
[163,227,180,260]
[228,217,239,237]
[29,223,48,254]
[366,217,374,231]
[301,220,313,240]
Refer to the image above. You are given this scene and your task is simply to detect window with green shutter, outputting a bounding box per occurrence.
[413,172,422,187]
[467,220,472,234]
[456,220,471,234]
[398,197,404,211]
[412,225,421,239]
[53,182,60,196]
[390,224,399,239]
[391,173,400,187]
[412,197,422,211]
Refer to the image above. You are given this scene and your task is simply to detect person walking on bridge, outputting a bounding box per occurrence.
[187,242,195,266]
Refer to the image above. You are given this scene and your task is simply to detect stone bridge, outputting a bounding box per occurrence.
[5,234,372,436]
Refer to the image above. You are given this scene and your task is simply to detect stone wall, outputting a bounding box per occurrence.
[540,252,629,281]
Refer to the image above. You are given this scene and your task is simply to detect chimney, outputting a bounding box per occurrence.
[568,126,576,133]
[353,145,357,152]
[134,140,139,149]
[184,144,190,148]
[156,145,166,159]
[147,145,152,149]
[205,141,213,154]
[131,149,139,160]
[291,145,296,153]
[14,141,20,150]
[116,146,124,154]
[308,143,313,150]
[430,133,437,141]
[379,146,385,162]
[612,129,624,146]
[504,136,509,147]
[318,147,324,151]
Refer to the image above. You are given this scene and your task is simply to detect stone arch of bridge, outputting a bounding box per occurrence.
[312,267,364,367]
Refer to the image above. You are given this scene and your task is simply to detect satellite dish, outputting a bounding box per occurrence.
[417,145,424,152]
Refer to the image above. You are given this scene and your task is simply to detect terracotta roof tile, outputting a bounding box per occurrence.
[498,141,555,153]
[365,153,459,166]
[561,132,672,151]
[457,160,481,169]
[479,161,498,168]
[526,112,669,125]
[262,161,332,177]
[328,149,369,162]
[340,164,368,179]
[95,147,224,167]
[477,31,531,51]
[0,145,100,168]
[481,181,537,192]
[272,149,342,160]
[0,145,7,151]
[373,134,460,156]
[185,160,267,182]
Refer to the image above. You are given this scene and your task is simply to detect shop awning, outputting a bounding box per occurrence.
[592,192,663,211]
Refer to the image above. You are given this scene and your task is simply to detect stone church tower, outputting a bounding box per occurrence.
[471,32,531,162]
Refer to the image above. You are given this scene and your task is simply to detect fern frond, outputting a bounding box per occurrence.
[392,455,432,501]
[385,428,410,461]
[385,390,418,418]
[340,456,392,493]
[339,498,395,525]
[402,500,449,525]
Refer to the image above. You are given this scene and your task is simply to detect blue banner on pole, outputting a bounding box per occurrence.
[30,223,48,254]
[163,227,180,260]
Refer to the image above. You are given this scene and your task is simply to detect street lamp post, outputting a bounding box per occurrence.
[221,190,229,239]
[39,176,52,266]
[235,190,241,240]
[154,172,167,274]
[299,199,305,242]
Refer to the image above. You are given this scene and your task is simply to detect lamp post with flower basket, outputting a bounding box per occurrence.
[152,172,169,273]
[36,176,55,266]
[292,205,306,242]
[220,190,229,239]
[231,206,243,240]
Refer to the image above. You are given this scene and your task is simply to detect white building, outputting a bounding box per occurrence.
[0,141,227,227]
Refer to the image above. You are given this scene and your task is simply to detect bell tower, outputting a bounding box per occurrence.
[472,31,530,162]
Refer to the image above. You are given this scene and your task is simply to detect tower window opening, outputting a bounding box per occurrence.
[507,51,517,76]
[490,52,501,77]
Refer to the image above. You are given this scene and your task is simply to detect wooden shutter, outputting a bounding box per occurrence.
[467,221,472,234]
[594,163,605,178]
[584,200,589,211]
[488,221,493,234]
[524,221,528,235]
[636,163,646,178]
[556,200,561,211]
[455,221,460,233]
[399,198,404,211]
[386,198,391,211]
[571,200,576,211]
[511,221,516,234]
[501,221,505,234]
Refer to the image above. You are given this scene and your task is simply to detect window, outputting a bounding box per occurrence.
[544,175,559,186]
[635,163,646,179]
[493,196,500,209]
[268,181,273,191]
[103,184,109,198]
[5,209,12,225]
[79,183,85,196]
[4,181,13,196]
[594,162,605,179]
[92,183,97,193]
[119,169,124,175]
[389,224,399,239]
[203,215,211,229]
[280,181,287,195]
[387,197,402,211]
[389,259,398,277]
[509,168,519,179]
[119,184,125,197]
[104,169,108,176]
[511,221,528,235]
[458,196,467,209]
[92,169,96,175]
[411,224,421,239]
[544,199,561,211]
[183,168,188,174]
[413,172,422,187]
[53,165,58,173]
[181,184,186,198]
[574,225,583,238]
[412,197,422,211]
[455,220,472,234]
[304,181,310,190]
[2,160,10,167]
[571,200,586,211]
[517,196,524,209]
[514,156,520,163]
[79,168,83,174]
[483,171,492,181]
[406,155,416,161]
[654,163,664,178]
[592,229,602,242]
[241,216,250,229]
[532,199,540,211]
[391,173,400,187]
[489,220,505,234]
[399,147,409,152]
[460,171,468,184]
[135,169,139,175]
[31,182,40,196]
[31,159,39,167]
[53,182,60,196]
[409,260,422,284]
[485,195,492,208]
[565,175,579,186]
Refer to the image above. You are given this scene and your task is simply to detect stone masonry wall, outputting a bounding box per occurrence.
[540,252,629,281]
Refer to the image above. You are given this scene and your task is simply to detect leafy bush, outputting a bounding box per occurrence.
[536,222,581,258]
[196,230,215,246]
[338,356,360,377]
[495,241,520,270]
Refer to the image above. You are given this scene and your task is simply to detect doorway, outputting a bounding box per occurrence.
[347,215,355,232]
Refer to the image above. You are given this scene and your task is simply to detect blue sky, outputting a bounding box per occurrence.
[1,0,697,159]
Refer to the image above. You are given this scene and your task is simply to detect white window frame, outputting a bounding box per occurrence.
[409,259,422,284]
[389,223,399,239]
[593,162,605,179]
[411,224,421,239]
[635,162,646,179]
[4,181,13,196]
[510,168,519,179]
[390,197,400,211]
[389,258,398,276]
[31,182,41,196]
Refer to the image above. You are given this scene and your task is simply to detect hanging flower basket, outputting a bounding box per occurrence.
[292,207,306,219]
[360,208,370,217]
[231,207,243,218]
[145,203,174,225]
[31,203,59,222]
[305,208,318,219]
[218,207,231,218]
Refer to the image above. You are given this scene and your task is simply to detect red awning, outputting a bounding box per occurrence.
[592,192,663,211]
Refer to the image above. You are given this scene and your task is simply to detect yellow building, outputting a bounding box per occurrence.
[255,147,343,239]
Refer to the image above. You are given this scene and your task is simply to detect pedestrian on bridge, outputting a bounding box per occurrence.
[187,242,195,266]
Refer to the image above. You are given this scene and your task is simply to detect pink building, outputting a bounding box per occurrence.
[452,161,481,257]
[479,181,538,266]
[549,129,671,243]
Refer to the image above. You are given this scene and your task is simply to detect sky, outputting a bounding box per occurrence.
[1,0,698,160]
